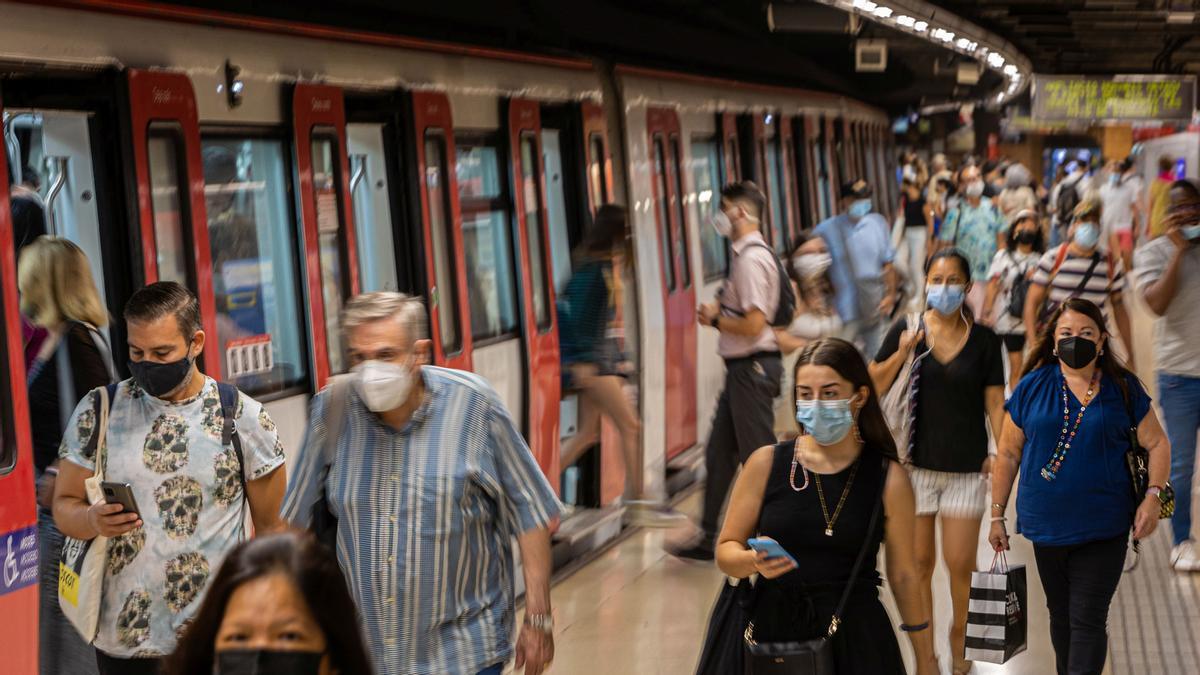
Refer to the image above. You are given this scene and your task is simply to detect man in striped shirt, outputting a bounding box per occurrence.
[1022,200,1135,366]
[282,292,561,675]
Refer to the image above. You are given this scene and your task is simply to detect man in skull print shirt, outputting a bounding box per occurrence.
[53,282,286,675]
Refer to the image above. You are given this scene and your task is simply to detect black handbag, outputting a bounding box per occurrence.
[1122,383,1174,525]
[695,577,754,675]
[742,457,889,674]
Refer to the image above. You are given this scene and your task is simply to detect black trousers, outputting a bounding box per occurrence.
[95,651,163,675]
[1032,534,1127,675]
[699,353,782,540]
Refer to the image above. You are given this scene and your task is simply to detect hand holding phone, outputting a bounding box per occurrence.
[747,537,799,579]
[100,481,141,516]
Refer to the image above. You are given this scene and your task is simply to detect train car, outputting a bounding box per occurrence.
[0,2,895,670]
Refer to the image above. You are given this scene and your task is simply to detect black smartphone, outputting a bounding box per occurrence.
[100,481,140,516]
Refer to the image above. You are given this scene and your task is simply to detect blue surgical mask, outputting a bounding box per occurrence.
[926,283,966,315]
[1074,222,1100,249]
[1183,224,1200,241]
[795,398,857,446]
[1108,174,1120,187]
[848,199,872,219]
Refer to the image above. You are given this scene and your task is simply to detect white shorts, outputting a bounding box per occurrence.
[910,467,988,518]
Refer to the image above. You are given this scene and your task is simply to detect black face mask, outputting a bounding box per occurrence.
[1015,230,1037,245]
[216,649,323,675]
[128,347,194,398]
[1056,336,1098,369]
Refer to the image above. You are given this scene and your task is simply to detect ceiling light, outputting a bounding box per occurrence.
[956,38,977,51]
[913,20,928,32]
[987,52,1005,68]
[1167,11,1195,24]
[1003,64,1019,76]
[895,15,915,27]
[873,6,893,18]
[852,0,878,11]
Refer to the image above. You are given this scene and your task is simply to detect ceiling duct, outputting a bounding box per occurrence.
[767,3,853,34]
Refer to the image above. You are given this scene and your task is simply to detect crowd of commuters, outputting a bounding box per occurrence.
[12,143,1200,675]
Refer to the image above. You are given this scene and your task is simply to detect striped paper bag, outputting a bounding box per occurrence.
[965,553,1027,664]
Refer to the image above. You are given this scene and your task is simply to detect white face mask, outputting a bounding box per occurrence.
[710,210,734,238]
[793,252,832,279]
[965,181,984,198]
[353,359,414,412]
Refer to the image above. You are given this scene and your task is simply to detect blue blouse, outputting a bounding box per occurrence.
[1006,364,1150,547]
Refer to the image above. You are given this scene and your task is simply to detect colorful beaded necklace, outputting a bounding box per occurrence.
[1040,370,1100,481]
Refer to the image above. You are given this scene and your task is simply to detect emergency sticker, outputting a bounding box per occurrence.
[1,524,38,597]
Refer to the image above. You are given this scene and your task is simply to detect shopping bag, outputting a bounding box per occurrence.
[965,552,1027,664]
[59,384,115,643]
[880,313,923,464]
[695,576,752,675]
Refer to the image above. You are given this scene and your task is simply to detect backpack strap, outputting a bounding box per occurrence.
[216,382,248,498]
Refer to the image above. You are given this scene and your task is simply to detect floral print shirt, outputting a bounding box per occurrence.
[939,196,1007,283]
[60,377,284,658]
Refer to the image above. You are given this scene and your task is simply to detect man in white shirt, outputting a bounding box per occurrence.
[1099,157,1142,270]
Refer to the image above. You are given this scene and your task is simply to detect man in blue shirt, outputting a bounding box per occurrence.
[815,179,899,356]
[283,292,561,675]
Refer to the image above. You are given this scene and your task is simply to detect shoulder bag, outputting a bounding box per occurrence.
[1123,380,1174,562]
[58,382,118,642]
[742,456,891,674]
[880,313,925,465]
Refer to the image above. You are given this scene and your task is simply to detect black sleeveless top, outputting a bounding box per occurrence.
[751,441,891,642]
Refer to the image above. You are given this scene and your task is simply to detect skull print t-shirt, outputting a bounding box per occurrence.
[59,377,284,658]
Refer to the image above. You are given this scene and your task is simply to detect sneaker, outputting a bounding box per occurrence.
[1171,540,1200,572]
[622,500,690,528]
[668,535,715,562]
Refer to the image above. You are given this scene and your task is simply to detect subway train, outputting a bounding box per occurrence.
[0,3,897,671]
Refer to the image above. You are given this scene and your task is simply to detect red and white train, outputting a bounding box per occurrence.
[0,2,897,670]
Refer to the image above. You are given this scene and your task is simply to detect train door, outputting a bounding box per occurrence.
[647,108,697,460]
[410,92,472,371]
[345,120,400,295]
[126,70,220,376]
[507,98,561,489]
[720,112,741,184]
[757,113,790,253]
[0,90,38,675]
[291,83,360,389]
[780,116,805,235]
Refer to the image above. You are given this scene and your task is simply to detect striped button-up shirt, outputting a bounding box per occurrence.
[282,367,561,675]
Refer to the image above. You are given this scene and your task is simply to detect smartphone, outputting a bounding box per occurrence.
[100,481,140,516]
[747,538,797,565]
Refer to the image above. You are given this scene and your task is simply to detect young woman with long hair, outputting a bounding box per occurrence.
[990,298,1170,675]
[716,338,937,675]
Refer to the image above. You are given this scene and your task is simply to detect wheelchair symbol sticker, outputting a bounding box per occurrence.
[0,524,38,597]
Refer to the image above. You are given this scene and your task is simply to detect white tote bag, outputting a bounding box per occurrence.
[58,384,113,643]
[880,313,923,464]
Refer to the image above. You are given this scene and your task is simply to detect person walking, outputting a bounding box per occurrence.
[899,176,935,312]
[1098,157,1142,270]
[1022,200,1135,368]
[990,298,1170,675]
[716,338,938,675]
[1134,197,1200,571]
[937,167,1007,317]
[1050,162,1086,247]
[996,163,1038,220]
[558,204,682,526]
[52,281,287,675]
[674,181,782,561]
[984,210,1044,381]
[870,249,1006,675]
[774,232,843,436]
[165,532,373,675]
[815,179,900,357]
[18,236,113,675]
[1148,155,1177,239]
[282,292,560,675]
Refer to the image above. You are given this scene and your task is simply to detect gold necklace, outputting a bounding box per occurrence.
[814,459,860,537]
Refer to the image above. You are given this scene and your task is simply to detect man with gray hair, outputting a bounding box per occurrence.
[282,291,560,675]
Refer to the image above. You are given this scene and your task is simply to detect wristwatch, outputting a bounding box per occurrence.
[710,315,720,328]
[524,613,554,634]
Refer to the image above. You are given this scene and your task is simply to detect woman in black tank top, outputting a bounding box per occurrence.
[716,338,938,675]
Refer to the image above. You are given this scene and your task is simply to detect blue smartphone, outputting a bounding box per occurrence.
[747,538,797,565]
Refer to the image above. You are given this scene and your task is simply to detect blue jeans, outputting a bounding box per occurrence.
[1159,372,1200,546]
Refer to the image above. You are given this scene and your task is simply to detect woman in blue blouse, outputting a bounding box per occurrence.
[989,298,1170,675]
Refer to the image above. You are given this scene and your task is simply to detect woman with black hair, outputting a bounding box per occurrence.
[716,338,937,675]
[166,532,373,675]
[870,248,1006,675]
[990,298,1170,675]
[984,209,1045,380]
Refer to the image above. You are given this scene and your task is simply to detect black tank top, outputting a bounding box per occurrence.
[903,194,927,228]
[750,442,890,641]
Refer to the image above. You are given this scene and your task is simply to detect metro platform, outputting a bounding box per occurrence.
[524,296,1198,675]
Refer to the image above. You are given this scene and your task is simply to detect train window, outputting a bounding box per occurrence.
[520,133,552,333]
[310,134,350,375]
[765,138,787,253]
[725,136,741,180]
[588,133,607,208]
[690,137,727,280]
[423,131,462,354]
[652,136,675,291]
[347,123,399,292]
[669,137,691,288]
[148,128,192,285]
[202,137,308,397]
[456,137,518,342]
